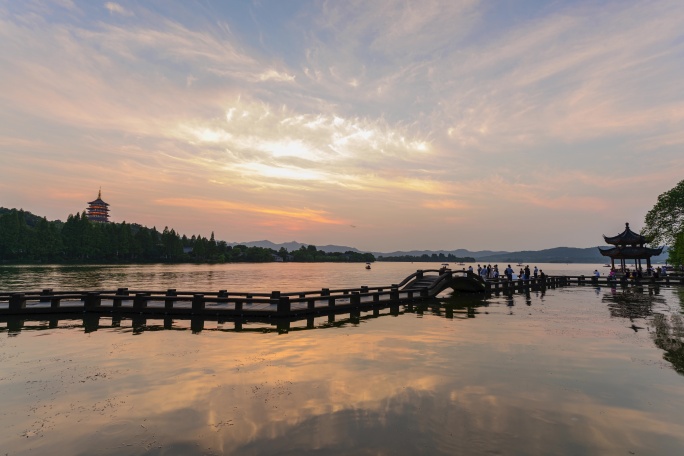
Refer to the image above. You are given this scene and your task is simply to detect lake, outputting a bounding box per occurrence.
[1,262,684,455]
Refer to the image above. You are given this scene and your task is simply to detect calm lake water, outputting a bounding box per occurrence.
[1,262,684,455]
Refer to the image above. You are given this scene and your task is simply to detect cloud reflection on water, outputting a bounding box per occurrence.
[2,288,684,454]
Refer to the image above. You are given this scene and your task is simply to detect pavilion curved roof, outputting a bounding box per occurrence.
[597,245,663,259]
[602,222,646,245]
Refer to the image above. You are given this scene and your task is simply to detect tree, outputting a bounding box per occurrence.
[643,179,684,246]
[670,231,684,267]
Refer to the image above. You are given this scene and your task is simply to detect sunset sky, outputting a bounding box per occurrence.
[1,0,683,252]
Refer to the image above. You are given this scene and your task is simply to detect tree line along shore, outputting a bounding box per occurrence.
[0,207,470,265]
[0,208,379,264]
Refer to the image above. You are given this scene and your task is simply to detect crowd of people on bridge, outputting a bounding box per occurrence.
[467,264,545,281]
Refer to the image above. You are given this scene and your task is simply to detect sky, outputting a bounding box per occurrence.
[1,0,683,253]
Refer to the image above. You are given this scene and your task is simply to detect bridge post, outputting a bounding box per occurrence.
[235,300,243,312]
[40,288,53,303]
[321,288,330,296]
[308,297,316,310]
[407,290,414,300]
[277,296,291,314]
[165,289,177,310]
[420,287,429,298]
[84,292,101,309]
[373,292,380,303]
[416,270,424,279]
[114,288,128,307]
[134,293,148,311]
[192,294,205,312]
[390,285,399,301]
[9,293,26,311]
[350,292,361,306]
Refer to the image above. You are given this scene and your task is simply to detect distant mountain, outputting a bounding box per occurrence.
[476,246,670,264]
[374,249,508,258]
[195,239,673,263]
[229,240,361,253]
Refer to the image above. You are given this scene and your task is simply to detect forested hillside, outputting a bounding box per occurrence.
[0,208,374,264]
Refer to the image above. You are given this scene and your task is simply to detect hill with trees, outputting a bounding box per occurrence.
[0,208,374,264]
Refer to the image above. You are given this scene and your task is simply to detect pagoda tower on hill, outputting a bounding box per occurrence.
[86,189,110,223]
[598,222,662,272]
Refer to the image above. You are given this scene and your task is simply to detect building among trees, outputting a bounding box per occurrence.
[86,189,110,223]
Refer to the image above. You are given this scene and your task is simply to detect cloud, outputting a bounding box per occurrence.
[156,197,347,226]
[104,2,133,17]
[257,69,295,82]
[438,1,684,152]
[174,98,434,192]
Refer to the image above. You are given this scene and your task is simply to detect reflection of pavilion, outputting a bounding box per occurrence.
[601,287,684,375]
[598,223,662,272]
[601,286,665,320]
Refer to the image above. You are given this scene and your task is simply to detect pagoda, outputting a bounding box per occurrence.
[598,222,662,272]
[86,189,110,223]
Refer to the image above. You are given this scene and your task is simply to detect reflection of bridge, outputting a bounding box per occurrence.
[0,295,490,335]
[0,268,485,319]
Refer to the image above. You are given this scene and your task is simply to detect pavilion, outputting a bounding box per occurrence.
[598,222,662,272]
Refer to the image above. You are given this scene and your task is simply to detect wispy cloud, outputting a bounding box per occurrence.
[104,2,133,17]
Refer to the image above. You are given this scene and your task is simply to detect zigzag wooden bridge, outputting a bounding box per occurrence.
[4,269,680,322]
[0,268,486,320]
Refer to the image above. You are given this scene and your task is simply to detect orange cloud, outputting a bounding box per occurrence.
[422,199,470,210]
[156,198,347,225]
